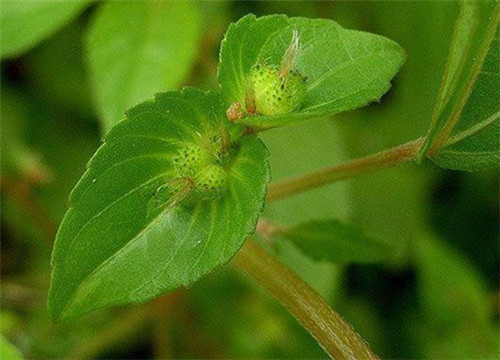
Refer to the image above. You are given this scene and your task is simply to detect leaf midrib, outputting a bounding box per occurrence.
[441,111,500,148]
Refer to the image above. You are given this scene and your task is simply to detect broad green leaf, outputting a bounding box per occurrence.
[86,0,201,132]
[277,220,392,264]
[218,14,405,130]
[0,335,23,360]
[414,234,499,358]
[48,89,269,319]
[419,1,500,158]
[430,28,500,171]
[0,0,90,59]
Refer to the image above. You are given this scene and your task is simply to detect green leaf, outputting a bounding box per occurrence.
[414,234,499,358]
[430,28,500,171]
[418,1,500,159]
[48,89,269,319]
[218,14,405,130]
[277,220,392,264]
[86,0,202,132]
[0,0,90,59]
[0,335,23,360]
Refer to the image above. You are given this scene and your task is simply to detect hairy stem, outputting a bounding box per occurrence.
[233,240,379,360]
[267,138,424,202]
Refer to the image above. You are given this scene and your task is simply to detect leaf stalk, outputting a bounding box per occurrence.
[267,138,424,202]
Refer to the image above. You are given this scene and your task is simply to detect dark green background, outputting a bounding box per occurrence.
[1,1,498,358]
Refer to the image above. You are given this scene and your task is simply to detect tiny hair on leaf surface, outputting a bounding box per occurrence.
[218,14,406,130]
[48,88,270,319]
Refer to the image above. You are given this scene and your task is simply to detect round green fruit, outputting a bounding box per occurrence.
[249,64,307,115]
[172,144,213,177]
[195,164,229,199]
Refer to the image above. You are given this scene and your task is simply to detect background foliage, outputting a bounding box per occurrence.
[1,1,498,359]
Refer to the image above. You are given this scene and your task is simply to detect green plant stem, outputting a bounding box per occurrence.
[267,138,424,202]
[233,240,379,360]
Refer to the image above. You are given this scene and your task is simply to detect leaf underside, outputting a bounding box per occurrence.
[430,26,500,171]
[49,88,269,319]
[419,1,500,164]
[280,220,393,264]
[218,15,406,129]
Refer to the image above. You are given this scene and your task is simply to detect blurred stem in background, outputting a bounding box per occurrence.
[233,240,379,360]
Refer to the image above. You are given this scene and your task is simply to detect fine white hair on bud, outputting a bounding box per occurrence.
[279,29,300,78]
[246,29,307,116]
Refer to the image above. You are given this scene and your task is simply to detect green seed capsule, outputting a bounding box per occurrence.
[172,144,213,177]
[195,164,229,199]
[249,64,307,116]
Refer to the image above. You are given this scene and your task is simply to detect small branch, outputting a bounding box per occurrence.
[233,240,379,360]
[152,291,184,359]
[267,138,424,202]
[64,306,152,360]
[0,282,44,310]
[256,219,287,243]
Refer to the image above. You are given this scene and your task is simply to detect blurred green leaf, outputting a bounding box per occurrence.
[414,233,499,358]
[49,89,269,319]
[86,0,201,132]
[419,1,500,159]
[218,14,405,130]
[278,220,392,264]
[24,19,95,117]
[430,29,500,171]
[0,86,50,182]
[1,82,99,246]
[0,0,90,59]
[0,334,23,360]
[335,298,384,356]
[3,67,103,247]
[185,270,327,359]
